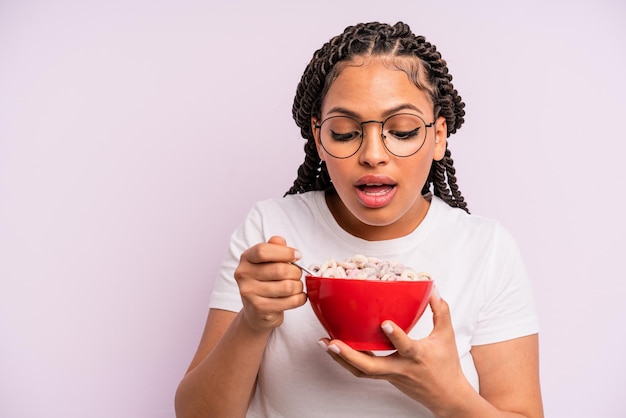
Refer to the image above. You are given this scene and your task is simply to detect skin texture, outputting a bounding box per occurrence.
[174,57,544,418]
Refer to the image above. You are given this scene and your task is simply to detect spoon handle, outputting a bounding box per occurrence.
[291,261,315,276]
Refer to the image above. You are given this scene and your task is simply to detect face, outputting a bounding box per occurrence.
[312,57,447,240]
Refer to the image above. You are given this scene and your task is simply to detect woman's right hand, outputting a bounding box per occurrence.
[234,235,307,333]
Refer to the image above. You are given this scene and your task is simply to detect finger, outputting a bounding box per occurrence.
[247,292,308,313]
[267,235,286,246]
[236,256,301,284]
[318,339,379,378]
[318,338,374,357]
[429,286,453,335]
[247,236,301,265]
[242,275,305,298]
[380,320,417,357]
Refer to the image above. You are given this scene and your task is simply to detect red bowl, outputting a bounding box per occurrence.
[306,275,433,350]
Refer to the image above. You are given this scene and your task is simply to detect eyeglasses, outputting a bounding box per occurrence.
[314,113,434,159]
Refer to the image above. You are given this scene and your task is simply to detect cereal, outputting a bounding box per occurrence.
[308,255,431,281]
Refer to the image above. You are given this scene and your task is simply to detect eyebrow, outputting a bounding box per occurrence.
[324,104,425,119]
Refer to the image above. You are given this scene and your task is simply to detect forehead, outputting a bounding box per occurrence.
[321,57,434,117]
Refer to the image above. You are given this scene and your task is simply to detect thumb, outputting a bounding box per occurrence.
[268,235,287,246]
[267,235,301,261]
[429,285,453,334]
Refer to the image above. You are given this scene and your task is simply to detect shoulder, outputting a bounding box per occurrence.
[238,191,325,232]
[429,197,518,251]
[249,191,324,217]
[430,197,501,232]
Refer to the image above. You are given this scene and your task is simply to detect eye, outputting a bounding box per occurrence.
[330,130,360,142]
[388,127,420,140]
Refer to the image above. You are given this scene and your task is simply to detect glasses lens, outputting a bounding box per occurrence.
[319,116,362,158]
[382,114,427,157]
[318,114,429,158]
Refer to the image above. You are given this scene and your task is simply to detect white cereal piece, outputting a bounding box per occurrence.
[311,255,432,281]
[346,268,361,278]
[322,267,346,278]
[337,261,356,270]
[354,270,370,279]
[352,254,369,268]
[320,269,334,278]
[400,269,418,281]
[320,258,337,271]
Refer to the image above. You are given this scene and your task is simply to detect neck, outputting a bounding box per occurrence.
[324,191,430,241]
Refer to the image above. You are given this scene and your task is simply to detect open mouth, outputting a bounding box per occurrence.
[354,178,397,208]
[357,183,396,195]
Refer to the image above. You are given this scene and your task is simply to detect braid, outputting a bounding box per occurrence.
[422,148,468,212]
[285,21,469,213]
[290,140,332,193]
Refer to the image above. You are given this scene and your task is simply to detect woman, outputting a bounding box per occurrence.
[175,21,543,418]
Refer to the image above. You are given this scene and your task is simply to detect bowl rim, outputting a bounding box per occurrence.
[305,275,433,283]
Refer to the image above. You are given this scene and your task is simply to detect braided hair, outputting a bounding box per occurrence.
[285,21,469,213]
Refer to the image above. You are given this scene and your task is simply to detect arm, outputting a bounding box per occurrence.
[318,290,544,418]
[470,334,543,418]
[174,236,307,418]
[425,333,543,418]
[174,309,269,418]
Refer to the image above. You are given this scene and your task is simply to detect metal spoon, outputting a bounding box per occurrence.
[291,261,315,276]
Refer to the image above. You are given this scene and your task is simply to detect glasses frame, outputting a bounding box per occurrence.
[313,113,435,159]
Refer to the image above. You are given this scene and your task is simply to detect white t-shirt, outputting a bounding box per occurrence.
[209,191,539,418]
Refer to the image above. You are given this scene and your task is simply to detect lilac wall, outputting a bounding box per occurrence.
[1,1,624,417]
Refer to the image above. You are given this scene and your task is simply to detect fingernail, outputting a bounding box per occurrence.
[381,322,393,334]
[432,285,441,301]
[317,340,328,351]
[328,344,341,354]
[294,250,302,260]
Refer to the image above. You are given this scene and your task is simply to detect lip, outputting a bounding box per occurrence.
[354,175,397,208]
[354,175,396,187]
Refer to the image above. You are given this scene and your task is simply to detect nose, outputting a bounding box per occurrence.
[358,121,389,166]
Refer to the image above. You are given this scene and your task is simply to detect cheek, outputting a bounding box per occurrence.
[403,155,434,186]
[324,160,342,180]
[314,138,323,160]
[324,161,353,190]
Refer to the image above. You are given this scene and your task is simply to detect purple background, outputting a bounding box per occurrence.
[1,1,624,417]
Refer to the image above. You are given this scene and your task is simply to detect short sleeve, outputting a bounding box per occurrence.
[208,204,266,313]
[470,226,540,346]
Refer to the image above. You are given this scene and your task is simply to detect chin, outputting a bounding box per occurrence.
[354,212,403,228]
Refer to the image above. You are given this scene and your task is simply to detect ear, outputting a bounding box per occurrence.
[311,116,325,161]
[433,116,447,161]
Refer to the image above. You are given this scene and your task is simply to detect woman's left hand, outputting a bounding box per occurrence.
[319,288,473,415]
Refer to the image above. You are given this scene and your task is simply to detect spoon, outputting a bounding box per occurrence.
[291,261,315,276]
